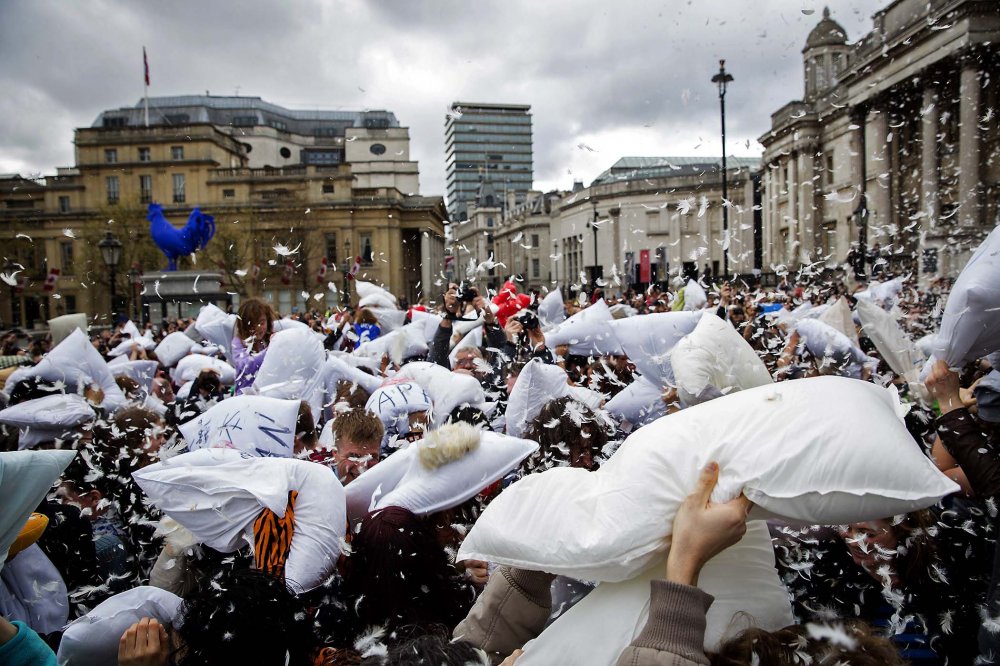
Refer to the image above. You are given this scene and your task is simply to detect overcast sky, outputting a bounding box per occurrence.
[0,0,886,197]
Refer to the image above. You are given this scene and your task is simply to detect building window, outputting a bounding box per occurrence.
[58,196,70,213]
[531,258,540,278]
[164,113,190,124]
[322,183,334,194]
[138,147,151,162]
[325,234,338,265]
[102,117,127,128]
[370,143,387,155]
[64,294,77,313]
[269,120,288,131]
[302,149,343,165]
[61,242,74,275]
[825,153,835,186]
[531,234,540,248]
[223,189,235,199]
[232,116,256,127]
[360,233,374,266]
[106,176,120,204]
[486,217,494,227]
[172,174,186,203]
[139,175,152,204]
[171,146,184,160]
[105,149,118,164]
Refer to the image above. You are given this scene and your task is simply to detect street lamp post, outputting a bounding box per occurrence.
[341,238,352,306]
[98,231,123,321]
[588,200,600,287]
[712,59,734,278]
[128,264,142,324]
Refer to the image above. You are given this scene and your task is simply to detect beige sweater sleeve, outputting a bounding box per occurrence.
[453,566,556,665]
[615,580,714,666]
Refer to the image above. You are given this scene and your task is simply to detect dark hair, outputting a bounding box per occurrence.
[344,506,475,636]
[236,297,276,345]
[522,396,612,473]
[175,568,320,666]
[296,400,317,448]
[712,620,905,666]
[361,629,488,665]
[446,405,491,430]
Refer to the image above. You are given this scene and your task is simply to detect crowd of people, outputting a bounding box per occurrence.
[0,236,998,666]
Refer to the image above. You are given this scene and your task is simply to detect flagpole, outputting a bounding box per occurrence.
[143,47,150,127]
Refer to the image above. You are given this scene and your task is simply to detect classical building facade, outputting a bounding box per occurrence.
[1,96,446,328]
[491,190,561,293]
[445,102,533,220]
[759,1,1000,284]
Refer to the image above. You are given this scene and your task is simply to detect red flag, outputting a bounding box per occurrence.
[143,47,150,86]
[43,268,60,292]
[282,260,294,285]
[316,257,328,283]
[348,256,361,280]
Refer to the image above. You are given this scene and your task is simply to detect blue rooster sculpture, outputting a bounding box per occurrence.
[148,203,216,271]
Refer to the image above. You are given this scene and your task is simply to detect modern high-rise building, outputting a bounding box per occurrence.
[445,102,533,220]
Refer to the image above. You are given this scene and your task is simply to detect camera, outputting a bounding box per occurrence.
[456,285,479,303]
[519,310,540,331]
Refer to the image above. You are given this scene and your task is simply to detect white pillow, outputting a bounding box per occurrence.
[48,313,89,346]
[610,312,701,386]
[817,297,860,348]
[58,586,182,666]
[856,298,919,378]
[272,317,309,333]
[369,307,406,332]
[538,289,566,329]
[459,376,958,582]
[173,354,236,386]
[195,304,237,359]
[410,309,444,342]
[345,424,537,523]
[603,377,667,428]
[133,449,346,593]
[0,450,76,570]
[2,544,68,634]
[365,381,433,447]
[683,280,707,311]
[356,280,398,309]
[449,328,484,367]
[671,312,772,405]
[794,318,870,372]
[512,523,793,662]
[396,361,485,426]
[322,356,383,400]
[253,327,325,403]
[545,299,622,356]
[933,225,1000,366]
[0,394,95,450]
[111,360,159,394]
[179,395,301,457]
[505,360,571,439]
[154,331,196,368]
[354,324,429,364]
[107,334,156,358]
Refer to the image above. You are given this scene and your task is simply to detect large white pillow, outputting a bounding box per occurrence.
[856,298,919,378]
[173,354,236,386]
[7,329,127,411]
[109,359,159,396]
[364,381,433,448]
[603,377,667,429]
[322,356,383,399]
[154,331,196,368]
[410,309,444,342]
[449,327,483,367]
[538,289,566,329]
[58,586,182,666]
[48,313,88,346]
[609,312,700,387]
[0,450,76,570]
[793,318,871,372]
[107,333,156,358]
[354,324,429,364]
[253,328,326,415]
[459,376,958,582]
[544,300,622,356]
[356,280,398,310]
[933,226,1000,366]
[396,361,485,426]
[179,395,300,457]
[133,449,346,593]
[505,360,571,439]
[512,523,792,663]
[369,307,406,332]
[0,394,95,450]
[2,544,69,634]
[818,297,860,348]
[195,303,237,359]
[345,424,537,523]
[683,280,707,311]
[671,312,772,405]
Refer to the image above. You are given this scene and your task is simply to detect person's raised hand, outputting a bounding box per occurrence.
[504,318,523,343]
[476,296,496,325]
[666,462,751,586]
[463,558,490,586]
[118,617,169,666]
[925,360,964,415]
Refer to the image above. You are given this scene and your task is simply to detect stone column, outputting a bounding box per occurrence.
[958,61,982,227]
[797,147,816,263]
[919,85,940,287]
[787,153,798,264]
[868,108,891,239]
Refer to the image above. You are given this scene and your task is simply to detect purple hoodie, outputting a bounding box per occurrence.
[231,335,267,394]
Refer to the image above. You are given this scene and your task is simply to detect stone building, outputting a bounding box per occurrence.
[492,190,561,293]
[759,2,1000,285]
[0,95,446,328]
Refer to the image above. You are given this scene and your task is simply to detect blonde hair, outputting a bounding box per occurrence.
[418,422,481,470]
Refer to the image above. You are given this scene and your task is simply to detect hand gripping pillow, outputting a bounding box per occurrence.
[603,376,668,428]
[57,586,183,666]
[396,361,485,426]
[154,331,196,368]
[856,298,919,378]
[609,311,701,386]
[253,327,325,400]
[933,225,1000,366]
[9,329,127,411]
[458,376,958,582]
[0,450,76,570]
[510,523,793,663]
[544,299,622,356]
[356,280,398,310]
[538,288,566,328]
[671,312,772,405]
[505,360,571,439]
[133,449,346,593]
[345,423,537,523]
[179,395,300,457]
[0,394,95,450]
[173,354,236,386]
[195,303,237,359]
